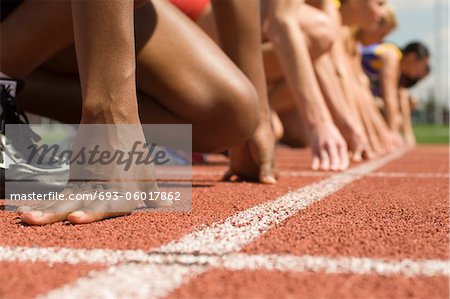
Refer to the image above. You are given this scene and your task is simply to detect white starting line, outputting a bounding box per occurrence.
[2,246,448,278]
[1,148,447,299]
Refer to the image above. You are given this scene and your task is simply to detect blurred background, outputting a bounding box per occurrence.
[388,0,449,143]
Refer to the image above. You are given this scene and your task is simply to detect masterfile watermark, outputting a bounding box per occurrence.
[5,124,193,213]
[27,141,171,171]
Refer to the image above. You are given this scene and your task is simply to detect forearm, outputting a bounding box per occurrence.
[314,53,361,134]
[211,0,269,121]
[347,55,388,133]
[72,0,139,124]
[361,84,393,135]
[381,58,401,131]
[382,89,400,131]
[399,88,414,137]
[267,14,333,129]
[330,41,363,123]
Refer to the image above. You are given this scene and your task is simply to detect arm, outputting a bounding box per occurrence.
[314,53,370,161]
[349,55,402,152]
[398,87,416,146]
[379,49,401,131]
[266,0,332,130]
[333,28,393,155]
[266,0,349,170]
[211,0,277,183]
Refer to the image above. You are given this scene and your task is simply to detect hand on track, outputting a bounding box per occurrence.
[310,123,349,171]
[223,119,278,184]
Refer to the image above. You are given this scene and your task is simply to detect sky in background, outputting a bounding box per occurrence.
[386,0,448,107]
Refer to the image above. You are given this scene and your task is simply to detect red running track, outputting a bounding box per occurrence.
[0,145,448,299]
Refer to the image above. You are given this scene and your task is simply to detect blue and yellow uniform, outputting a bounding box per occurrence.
[361,43,402,96]
[331,0,341,9]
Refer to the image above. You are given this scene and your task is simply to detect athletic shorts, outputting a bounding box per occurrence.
[169,0,210,21]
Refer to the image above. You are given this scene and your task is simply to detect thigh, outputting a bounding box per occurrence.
[263,42,285,84]
[134,0,254,124]
[268,80,296,112]
[18,69,82,124]
[278,109,309,148]
[22,0,258,152]
[40,46,79,76]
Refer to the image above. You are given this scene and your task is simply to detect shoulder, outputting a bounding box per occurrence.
[376,43,403,61]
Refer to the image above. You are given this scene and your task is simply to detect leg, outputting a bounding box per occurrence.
[20,0,146,225]
[0,0,73,78]
[268,80,309,147]
[16,0,259,152]
[134,0,259,152]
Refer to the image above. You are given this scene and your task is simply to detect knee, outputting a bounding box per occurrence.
[198,77,259,152]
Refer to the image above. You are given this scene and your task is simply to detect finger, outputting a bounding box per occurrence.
[351,150,362,162]
[327,144,341,171]
[68,209,129,224]
[351,147,363,162]
[319,149,330,171]
[364,148,375,160]
[311,155,320,170]
[258,156,277,184]
[365,146,377,159]
[260,174,276,184]
[361,144,374,160]
[372,140,385,156]
[221,169,235,182]
[338,143,350,170]
[272,160,280,180]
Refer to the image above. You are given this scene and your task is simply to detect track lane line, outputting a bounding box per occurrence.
[2,247,448,277]
[220,253,450,277]
[29,148,409,298]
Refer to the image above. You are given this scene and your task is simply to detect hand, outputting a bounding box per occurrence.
[379,129,403,152]
[309,122,349,171]
[223,119,278,184]
[390,130,405,148]
[404,132,416,148]
[341,125,374,161]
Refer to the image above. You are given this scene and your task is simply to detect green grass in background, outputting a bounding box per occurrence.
[413,124,449,144]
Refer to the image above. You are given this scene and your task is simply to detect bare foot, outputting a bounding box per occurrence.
[18,181,163,225]
[18,125,171,225]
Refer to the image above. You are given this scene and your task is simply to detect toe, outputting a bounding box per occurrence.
[67,210,130,224]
